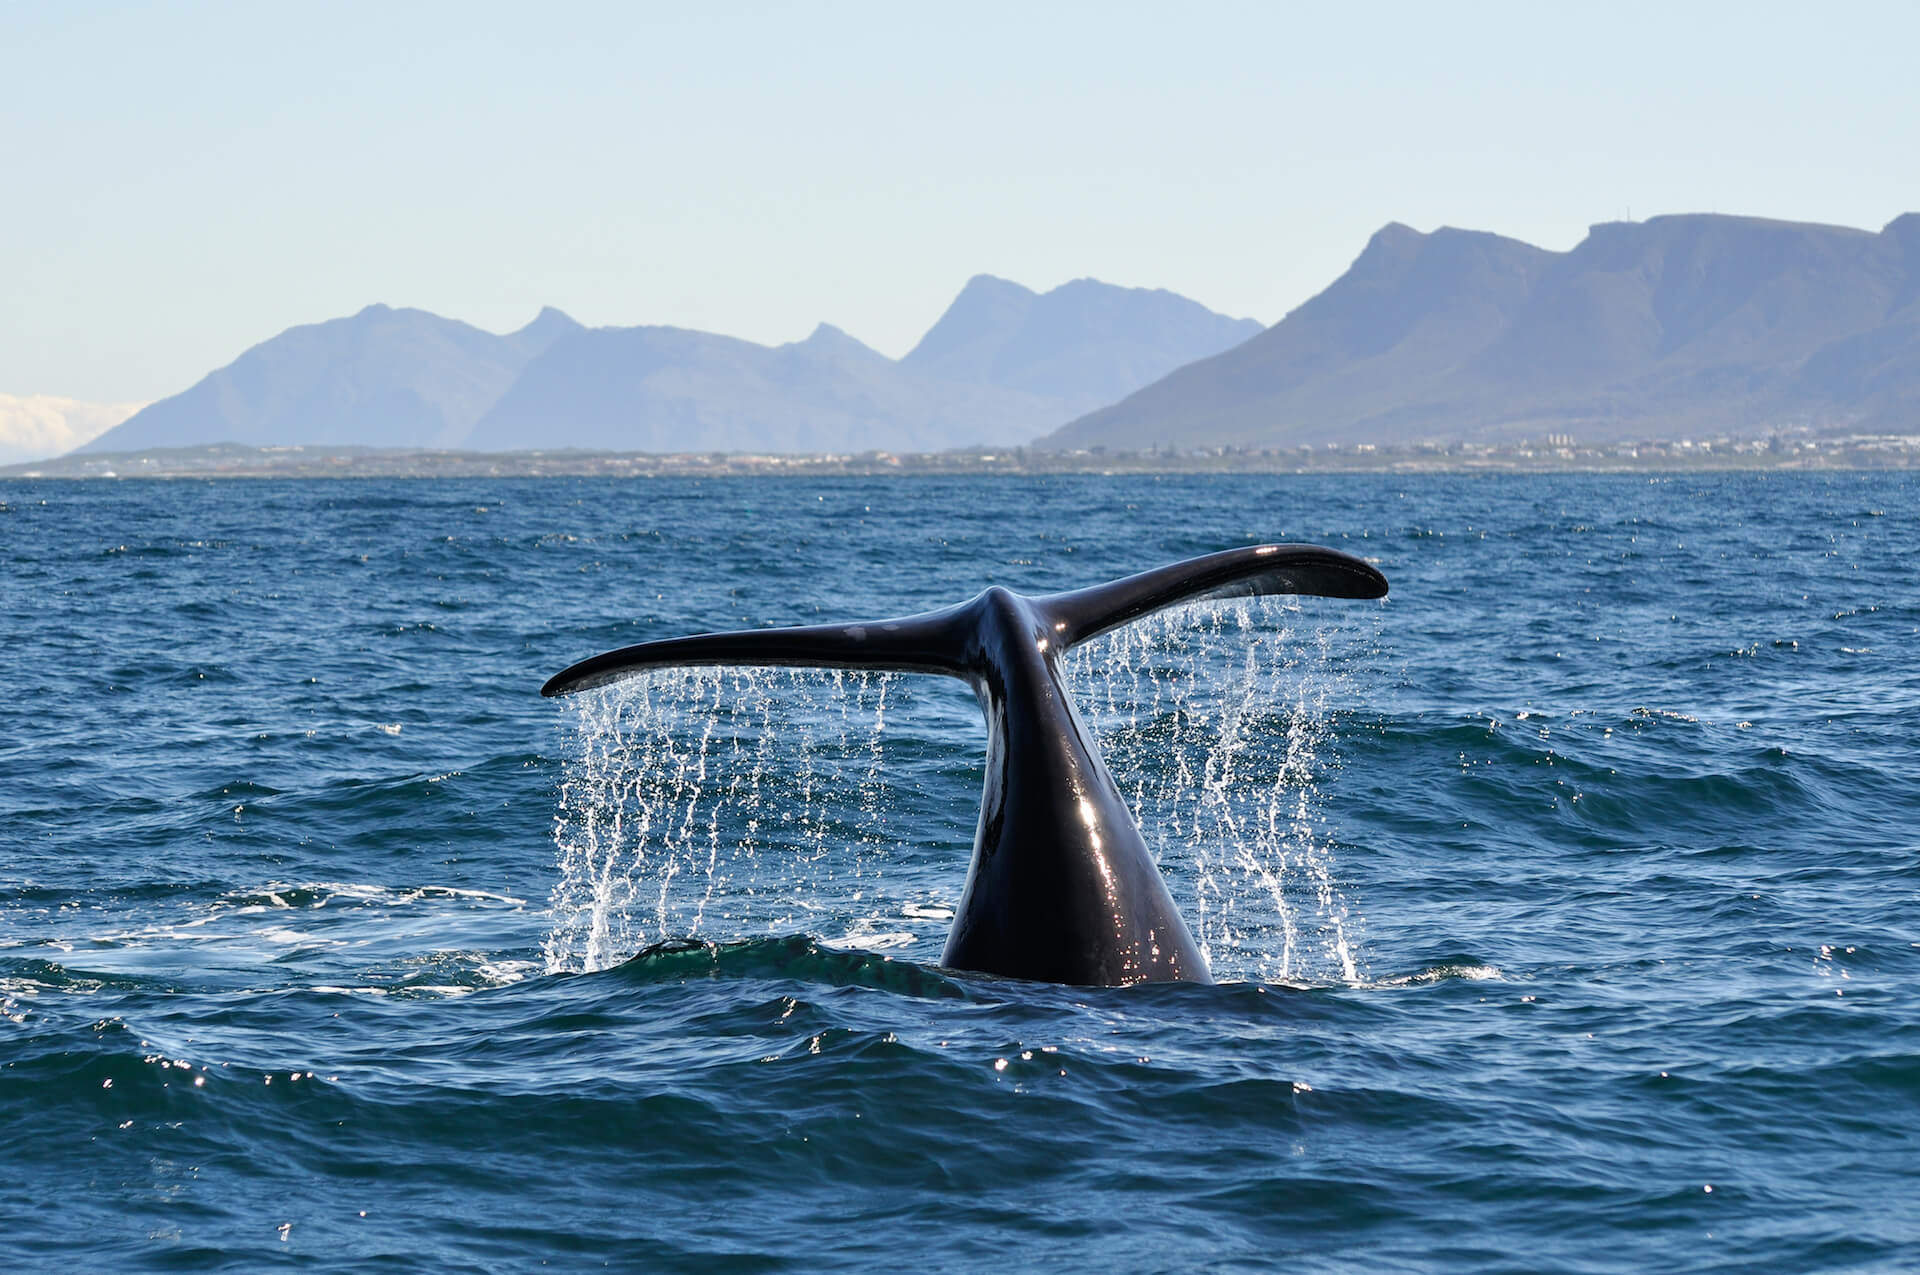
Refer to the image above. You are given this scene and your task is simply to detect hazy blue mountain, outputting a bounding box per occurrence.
[903,275,1263,416]
[83,305,581,452]
[471,277,1259,453]
[78,278,1259,455]
[466,319,1081,453]
[1044,214,1920,449]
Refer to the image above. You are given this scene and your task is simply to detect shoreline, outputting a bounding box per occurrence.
[4,437,1916,479]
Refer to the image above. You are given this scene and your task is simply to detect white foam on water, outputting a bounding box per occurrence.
[1373,963,1504,986]
[4,881,538,993]
[823,929,918,953]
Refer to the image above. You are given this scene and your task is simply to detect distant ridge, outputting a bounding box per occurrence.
[1044,213,1920,448]
[83,305,581,452]
[901,275,1262,415]
[463,318,1053,454]
[81,279,1262,457]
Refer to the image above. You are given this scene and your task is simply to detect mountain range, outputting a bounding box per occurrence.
[1047,213,1920,448]
[82,279,1261,456]
[68,212,1920,459]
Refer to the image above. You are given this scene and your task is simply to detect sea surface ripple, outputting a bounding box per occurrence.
[2,473,1916,1272]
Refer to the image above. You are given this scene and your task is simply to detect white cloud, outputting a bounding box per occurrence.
[0,395,146,464]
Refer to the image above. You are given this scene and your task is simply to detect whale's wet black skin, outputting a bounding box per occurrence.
[543,546,1388,986]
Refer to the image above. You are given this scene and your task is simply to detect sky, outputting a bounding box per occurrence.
[7,0,1920,404]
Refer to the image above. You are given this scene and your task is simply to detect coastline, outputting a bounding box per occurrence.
[4,434,1916,479]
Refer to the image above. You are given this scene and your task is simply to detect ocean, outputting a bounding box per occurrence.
[2,472,1915,1272]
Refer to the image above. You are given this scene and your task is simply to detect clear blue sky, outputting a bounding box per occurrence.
[7,0,1919,402]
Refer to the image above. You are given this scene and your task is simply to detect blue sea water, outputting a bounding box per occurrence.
[1,472,1916,1272]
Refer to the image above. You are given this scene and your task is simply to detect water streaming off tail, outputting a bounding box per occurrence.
[1063,599,1369,984]
[544,667,921,973]
[546,599,1373,983]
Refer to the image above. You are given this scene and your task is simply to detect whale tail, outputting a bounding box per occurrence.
[540,544,1385,696]
[541,543,1386,986]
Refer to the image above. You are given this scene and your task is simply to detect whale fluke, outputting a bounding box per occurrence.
[542,546,1382,695]
[542,545,1387,985]
[540,607,972,694]
[1039,543,1387,647]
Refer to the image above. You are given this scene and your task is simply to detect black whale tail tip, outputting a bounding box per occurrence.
[540,544,1386,697]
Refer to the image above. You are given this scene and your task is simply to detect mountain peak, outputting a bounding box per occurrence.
[1369,221,1423,243]
[902,275,1040,368]
[1046,210,1920,451]
[902,270,1261,408]
[507,306,582,359]
[790,322,884,361]
[81,302,563,454]
[1346,222,1431,276]
[514,305,580,336]
[959,273,1036,298]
